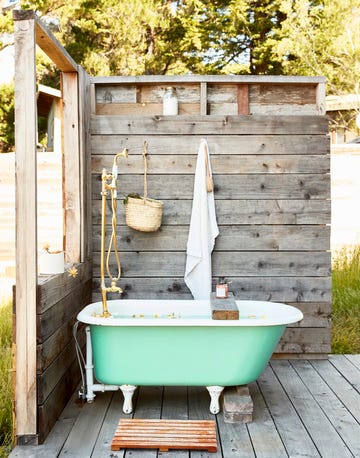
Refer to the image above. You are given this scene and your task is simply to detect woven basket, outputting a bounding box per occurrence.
[125,141,163,232]
[125,196,163,232]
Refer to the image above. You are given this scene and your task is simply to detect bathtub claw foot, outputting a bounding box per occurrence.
[120,385,137,414]
[206,386,224,414]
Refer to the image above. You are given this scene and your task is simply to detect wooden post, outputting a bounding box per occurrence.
[200,82,207,115]
[316,82,326,115]
[61,72,81,263]
[78,68,92,261]
[13,10,38,443]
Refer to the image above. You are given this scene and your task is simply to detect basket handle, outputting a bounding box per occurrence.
[142,141,148,199]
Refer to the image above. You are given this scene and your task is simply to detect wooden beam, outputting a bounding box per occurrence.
[14,12,38,441]
[316,82,326,115]
[78,67,92,261]
[61,72,81,263]
[13,10,78,73]
[200,82,207,115]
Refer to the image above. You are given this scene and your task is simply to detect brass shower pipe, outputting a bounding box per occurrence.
[100,147,129,317]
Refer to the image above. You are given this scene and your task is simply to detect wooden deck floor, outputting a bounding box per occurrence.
[9,355,360,458]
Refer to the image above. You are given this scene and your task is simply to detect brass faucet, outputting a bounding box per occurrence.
[99,148,129,317]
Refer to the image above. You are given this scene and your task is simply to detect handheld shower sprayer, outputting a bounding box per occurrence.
[98,147,129,318]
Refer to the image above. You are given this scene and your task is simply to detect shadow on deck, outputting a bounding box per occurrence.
[9,355,360,458]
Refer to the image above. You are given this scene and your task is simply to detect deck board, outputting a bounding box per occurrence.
[291,360,360,457]
[9,356,360,458]
[257,364,320,457]
[271,360,354,458]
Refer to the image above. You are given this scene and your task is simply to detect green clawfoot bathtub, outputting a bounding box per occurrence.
[76,299,303,414]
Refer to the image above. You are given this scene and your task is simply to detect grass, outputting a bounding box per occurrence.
[0,299,12,458]
[332,246,360,353]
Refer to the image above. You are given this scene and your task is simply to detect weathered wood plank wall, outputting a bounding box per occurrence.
[90,77,331,356]
[35,66,93,443]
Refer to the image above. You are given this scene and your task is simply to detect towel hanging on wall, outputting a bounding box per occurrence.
[184,139,219,300]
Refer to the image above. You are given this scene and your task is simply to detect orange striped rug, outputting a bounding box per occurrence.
[111,418,217,452]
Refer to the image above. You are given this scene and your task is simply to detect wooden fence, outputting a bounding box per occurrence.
[90,76,331,357]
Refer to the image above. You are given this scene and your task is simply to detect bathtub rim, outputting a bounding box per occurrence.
[77,299,303,327]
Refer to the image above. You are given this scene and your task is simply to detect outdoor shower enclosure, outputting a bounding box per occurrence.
[13,10,330,445]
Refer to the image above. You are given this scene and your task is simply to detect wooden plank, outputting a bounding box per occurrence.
[13,10,78,72]
[258,365,320,457]
[9,391,82,456]
[91,390,131,458]
[271,360,354,458]
[92,174,330,200]
[93,251,331,277]
[13,12,38,439]
[92,153,330,175]
[37,260,92,314]
[311,359,360,423]
[91,75,326,84]
[37,332,85,404]
[92,199,331,225]
[112,419,217,452]
[237,84,249,114]
[62,72,81,263]
[291,360,360,457]
[126,386,163,458]
[276,328,331,354]
[187,387,222,458]
[285,302,331,328]
[93,225,330,252]
[247,382,288,457]
[159,386,189,458]
[328,354,360,392]
[78,67,92,261]
[210,292,239,320]
[138,83,200,103]
[96,102,200,116]
[91,115,329,135]
[37,357,82,443]
[37,308,83,372]
[345,354,360,372]
[200,82,207,115]
[209,103,238,115]
[250,104,318,115]
[37,279,92,342]
[59,392,113,457]
[216,411,255,457]
[91,134,329,156]
[250,83,317,105]
[92,278,331,306]
[316,82,327,115]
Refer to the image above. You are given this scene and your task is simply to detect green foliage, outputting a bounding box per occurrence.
[332,247,360,354]
[0,83,14,153]
[1,0,360,148]
[274,0,360,95]
[0,300,13,456]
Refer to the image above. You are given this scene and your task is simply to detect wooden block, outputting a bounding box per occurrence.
[211,292,239,320]
[111,419,217,452]
[222,386,253,424]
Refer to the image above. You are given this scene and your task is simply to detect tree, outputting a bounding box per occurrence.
[1,0,360,149]
[0,83,14,152]
[273,0,360,96]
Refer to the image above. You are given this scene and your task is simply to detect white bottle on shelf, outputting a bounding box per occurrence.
[163,87,178,115]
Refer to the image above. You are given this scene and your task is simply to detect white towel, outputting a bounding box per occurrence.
[184,139,219,299]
